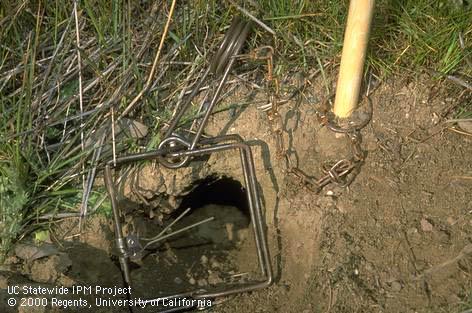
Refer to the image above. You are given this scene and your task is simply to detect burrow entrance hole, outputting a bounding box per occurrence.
[130,176,258,296]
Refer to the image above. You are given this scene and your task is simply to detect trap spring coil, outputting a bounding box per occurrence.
[158,17,252,169]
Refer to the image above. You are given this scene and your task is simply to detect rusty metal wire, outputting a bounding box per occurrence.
[259,47,372,193]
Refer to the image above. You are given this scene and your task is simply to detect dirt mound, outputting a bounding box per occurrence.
[2,76,471,313]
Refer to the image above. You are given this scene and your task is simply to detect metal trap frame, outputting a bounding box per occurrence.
[103,16,273,311]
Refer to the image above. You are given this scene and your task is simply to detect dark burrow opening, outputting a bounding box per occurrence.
[130,176,256,298]
[175,175,251,221]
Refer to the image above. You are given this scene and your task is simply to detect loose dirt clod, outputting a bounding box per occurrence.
[14,244,59,262]
[421,218,434,232]
[29,254,72,284]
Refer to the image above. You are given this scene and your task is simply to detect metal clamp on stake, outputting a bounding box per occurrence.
[104,16,273,312]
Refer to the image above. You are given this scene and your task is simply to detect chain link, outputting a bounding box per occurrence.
[255,48,372,193]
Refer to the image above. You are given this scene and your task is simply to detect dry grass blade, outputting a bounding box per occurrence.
[34,8,74,112]
[73,0,87,230]
[120,0,177,118]
[427,69,472,91]
[228,0,276,36]
[447,126,472,137]
[415,244,472,280]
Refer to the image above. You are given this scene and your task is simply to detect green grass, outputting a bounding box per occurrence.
[458,290,472,313]
[0,150,28,261]
[372,0,472,75]
[230,0,472,75]
[0,0,471,262]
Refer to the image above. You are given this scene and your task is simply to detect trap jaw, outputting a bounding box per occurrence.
[103,16,273,311]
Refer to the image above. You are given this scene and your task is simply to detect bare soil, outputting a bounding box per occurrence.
[1,74,471,313]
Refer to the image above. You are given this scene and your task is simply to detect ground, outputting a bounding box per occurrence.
[0,73,471,313]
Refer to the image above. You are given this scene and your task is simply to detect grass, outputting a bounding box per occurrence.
[0,0,471,262]
[456,288,472,313]
[372,0,472,76]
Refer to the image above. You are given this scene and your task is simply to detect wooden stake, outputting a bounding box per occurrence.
[333,0,375,118]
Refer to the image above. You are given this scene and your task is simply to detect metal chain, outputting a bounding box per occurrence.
[256,48,372,193]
